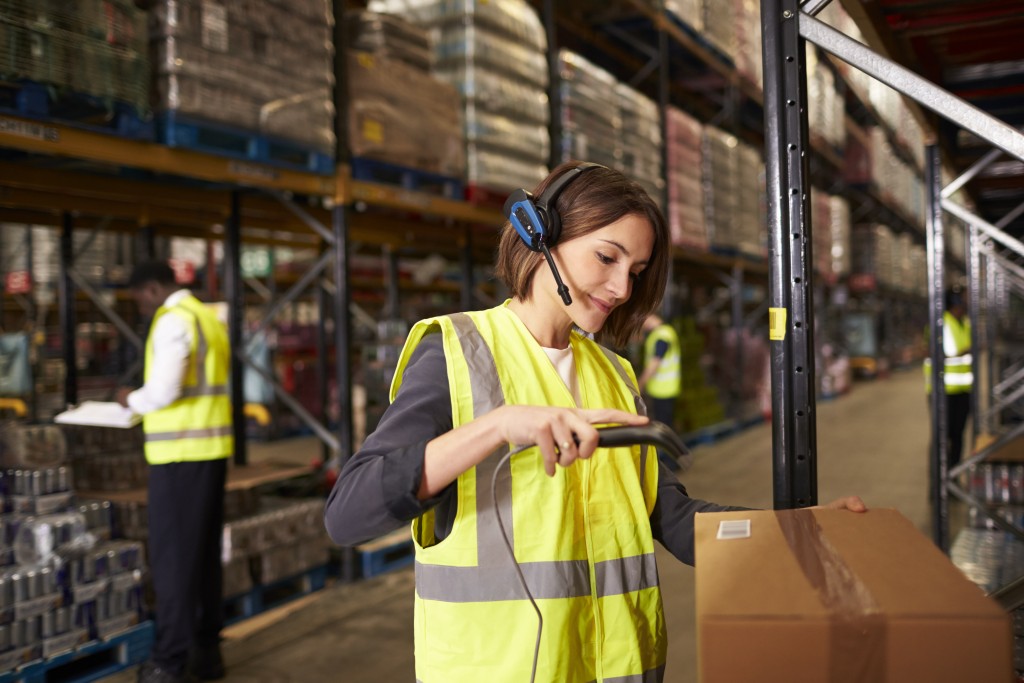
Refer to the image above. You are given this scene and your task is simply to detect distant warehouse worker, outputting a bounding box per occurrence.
[639,312,683,470]
[117,260,232,683]
[924,288,973,468]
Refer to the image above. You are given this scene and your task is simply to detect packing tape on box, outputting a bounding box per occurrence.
[776,510,887,683]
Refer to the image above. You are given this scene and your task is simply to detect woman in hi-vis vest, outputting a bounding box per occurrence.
[325,162,866,683]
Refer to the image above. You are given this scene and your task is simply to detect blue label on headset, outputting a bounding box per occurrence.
[507,199,546,250]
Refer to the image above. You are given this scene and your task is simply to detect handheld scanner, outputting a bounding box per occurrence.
[504,189,546,251]
[595,422,690,459]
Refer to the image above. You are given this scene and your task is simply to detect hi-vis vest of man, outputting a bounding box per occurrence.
[392,303,665,683]
[643,323,681,399]
[143,294,233,464]
[923,311,973,395]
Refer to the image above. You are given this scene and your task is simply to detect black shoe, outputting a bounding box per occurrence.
[188,645,225,681]
[137,661,196,683]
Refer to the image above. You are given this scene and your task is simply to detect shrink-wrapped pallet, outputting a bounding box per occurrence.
[370,0,549,192]
[150,0,335,154]
[346,48,465,176]
[666,107,707,250]
[617,82,663,208]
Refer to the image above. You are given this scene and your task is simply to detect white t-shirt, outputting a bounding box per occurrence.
[541,344,580,406]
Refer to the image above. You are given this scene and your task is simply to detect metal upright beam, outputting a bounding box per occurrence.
[967,225,982,438]
[461,229,474,312]
[762,0,818,509]
[333,206,353,465]
[384,246,400,319]
[333,204,355,583]
[925,145,949,551]
[224,191,247,466]
[59,212,77,407]
[316,246,331,462]
[543,0,561,170]
[659,6,674,319]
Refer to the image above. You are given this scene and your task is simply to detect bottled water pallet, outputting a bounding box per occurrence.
[356,528,414,579]
[0,79,153,140]
[223,565,328,626]
[0,621,153,683]
[157,111,334,175]
[350,157,463,199]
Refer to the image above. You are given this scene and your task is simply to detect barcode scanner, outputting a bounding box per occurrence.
[503,163,606,307]
[491,420,688,683]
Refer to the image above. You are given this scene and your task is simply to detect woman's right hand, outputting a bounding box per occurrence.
[491,405,649,477]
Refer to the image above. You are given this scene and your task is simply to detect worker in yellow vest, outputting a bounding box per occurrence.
[117,261,232,683]
[639,313,683,471]
[924,288,973,468]
[325,162,866,682]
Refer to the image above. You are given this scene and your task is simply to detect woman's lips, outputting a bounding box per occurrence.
[590,296,612,315]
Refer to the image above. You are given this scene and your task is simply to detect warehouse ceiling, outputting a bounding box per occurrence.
[842,0,1024,237]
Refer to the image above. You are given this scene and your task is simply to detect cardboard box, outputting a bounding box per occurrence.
[695,508,1013,683]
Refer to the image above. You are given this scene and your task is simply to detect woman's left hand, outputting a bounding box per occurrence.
[818,496,868,512]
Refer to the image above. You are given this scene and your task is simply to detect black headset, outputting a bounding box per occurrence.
[503,162,605,306]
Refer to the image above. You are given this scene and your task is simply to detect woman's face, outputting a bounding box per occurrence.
[538,213,655,334]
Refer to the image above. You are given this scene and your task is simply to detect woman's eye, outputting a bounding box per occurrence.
[596,252,614,265]
[629,271,641,282]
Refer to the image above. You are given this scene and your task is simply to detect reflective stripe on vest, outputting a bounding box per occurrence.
[393,303,665,683]
[643,324,681,399]
[924,312,973,395]
[143,295,232,463]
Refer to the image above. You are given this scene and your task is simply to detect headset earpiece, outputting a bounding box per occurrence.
[503,162,607,306]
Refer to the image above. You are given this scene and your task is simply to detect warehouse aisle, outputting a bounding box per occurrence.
[105,367,934,683]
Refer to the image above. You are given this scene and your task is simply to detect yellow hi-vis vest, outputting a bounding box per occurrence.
[142,294,233,464]
[643,323,681,399]
[391,303,666,683]
[924,311,973,395]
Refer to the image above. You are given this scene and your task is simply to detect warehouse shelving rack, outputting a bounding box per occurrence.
[758,0,1024,608]
[5,0,1018,590]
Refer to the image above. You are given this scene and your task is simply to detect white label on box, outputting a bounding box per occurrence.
[716,519,751,540]
[201,1,229,53]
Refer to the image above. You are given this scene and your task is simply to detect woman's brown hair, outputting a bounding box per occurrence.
[495,161,669,348]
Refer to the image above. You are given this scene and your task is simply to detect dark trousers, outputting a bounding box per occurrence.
[947,392,972,469]
[647,396,679,470]
[148,458,227,675]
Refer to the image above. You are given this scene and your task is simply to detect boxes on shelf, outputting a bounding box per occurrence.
[556,50,621,169]
[346,47,465,177]
[703,126,740,252]
[666,107,706,250]
[370,0,550,194]
[696,508,1013,683]
[150,0,336,156]
[617,82,663,209]
[0,0,150,117]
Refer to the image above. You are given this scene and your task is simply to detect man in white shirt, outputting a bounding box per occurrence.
[118,261,232,683]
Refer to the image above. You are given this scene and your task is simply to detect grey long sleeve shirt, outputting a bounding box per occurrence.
[324,333,741,566]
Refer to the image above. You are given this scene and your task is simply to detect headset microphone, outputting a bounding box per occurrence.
[503,163,605,307]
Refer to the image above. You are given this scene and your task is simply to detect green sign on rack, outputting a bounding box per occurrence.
[241,248,273,278]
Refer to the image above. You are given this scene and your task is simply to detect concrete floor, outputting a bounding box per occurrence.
[106,367,942,683]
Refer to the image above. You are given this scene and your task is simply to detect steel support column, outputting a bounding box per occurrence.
[762,0,818,509]
[543,0,561,170]
[316,244,331,462]
[967,225,982,438]
[59,212,77,407]
[461,228,474,312]
[659,7,674,319]
[332,205,355,582]
[925,145,949,551]
[225,191,247,466]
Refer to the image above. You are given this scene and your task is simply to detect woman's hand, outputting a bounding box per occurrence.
[492,405,649,477]
[817,496,868,512]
